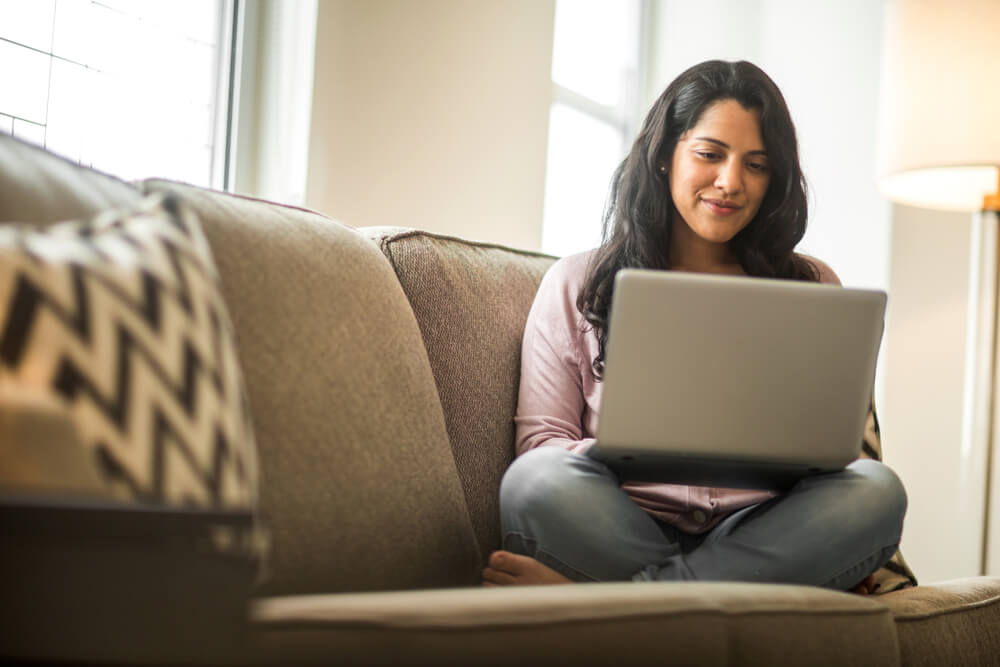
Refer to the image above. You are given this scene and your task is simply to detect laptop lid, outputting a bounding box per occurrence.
[590,269,886,489]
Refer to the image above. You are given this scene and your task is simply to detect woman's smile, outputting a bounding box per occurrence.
[701,198,743,215]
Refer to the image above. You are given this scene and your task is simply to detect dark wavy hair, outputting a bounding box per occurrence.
[577,59,819,379]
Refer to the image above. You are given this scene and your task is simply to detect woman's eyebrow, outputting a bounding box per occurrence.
[692,136,768,156]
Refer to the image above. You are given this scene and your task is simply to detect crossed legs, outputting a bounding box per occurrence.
[484,447,905,591]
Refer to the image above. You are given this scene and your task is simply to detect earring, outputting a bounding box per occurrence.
[658,165,667,174]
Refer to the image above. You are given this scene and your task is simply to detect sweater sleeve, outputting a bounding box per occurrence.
[514,256,595,456]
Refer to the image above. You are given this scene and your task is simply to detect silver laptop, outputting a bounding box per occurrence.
[587,269,886,489]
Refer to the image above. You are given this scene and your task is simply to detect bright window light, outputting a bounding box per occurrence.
[541,0,640,257]
[542,103,623,257]
[0,0,229,188]
[551,0,637,108]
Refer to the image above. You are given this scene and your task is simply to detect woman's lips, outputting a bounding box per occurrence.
[702,198,742,215]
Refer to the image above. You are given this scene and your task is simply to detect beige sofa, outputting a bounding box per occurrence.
[1,133,998,666]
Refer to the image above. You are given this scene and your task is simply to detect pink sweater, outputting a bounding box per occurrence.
[514,251,837,534]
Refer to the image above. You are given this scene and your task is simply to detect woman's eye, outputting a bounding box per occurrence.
[748,162,769,173]
[696,151,720,160]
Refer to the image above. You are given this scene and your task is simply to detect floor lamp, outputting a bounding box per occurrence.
[877,0,1000,576]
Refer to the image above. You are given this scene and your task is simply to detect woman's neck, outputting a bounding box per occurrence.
[668,218,745,276]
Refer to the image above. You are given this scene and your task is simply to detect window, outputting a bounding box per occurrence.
[541,0,643,257]
[0,0,232,188]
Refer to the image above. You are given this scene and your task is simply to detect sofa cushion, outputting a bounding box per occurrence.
[248,582,900,665]
[362,228,555,562]
[0,194,258,513]
[0,135,141,225]
[141,182,481,595]
[883,576,1000,666]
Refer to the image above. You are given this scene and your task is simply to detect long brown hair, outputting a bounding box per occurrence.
[577,60,818,379]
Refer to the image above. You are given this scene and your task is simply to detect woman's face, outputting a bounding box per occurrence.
[667,98,771,255]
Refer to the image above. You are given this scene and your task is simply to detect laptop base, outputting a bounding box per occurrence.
[586,446,846,490]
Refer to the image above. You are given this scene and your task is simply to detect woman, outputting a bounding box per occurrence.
[482,60,906,593]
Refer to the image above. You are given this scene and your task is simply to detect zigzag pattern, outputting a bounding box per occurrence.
[0,195,255,508]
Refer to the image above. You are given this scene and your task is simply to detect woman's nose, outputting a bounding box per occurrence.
[714,159,744,195]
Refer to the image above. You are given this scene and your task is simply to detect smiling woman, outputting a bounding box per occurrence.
[485,60,909,594]
[579,60,819,380]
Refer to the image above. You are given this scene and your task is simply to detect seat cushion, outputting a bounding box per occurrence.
[882,576,1000,666]
[141,183,482,595]
[362,227,555,562]
[248,582,900,666]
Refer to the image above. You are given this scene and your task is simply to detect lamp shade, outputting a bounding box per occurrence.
[877,0,1000,211]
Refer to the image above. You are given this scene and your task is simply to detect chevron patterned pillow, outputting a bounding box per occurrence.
[0,194,258,512]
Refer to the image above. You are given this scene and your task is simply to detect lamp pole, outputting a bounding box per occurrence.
[964,174,1000,575]
[979,178,1000,574]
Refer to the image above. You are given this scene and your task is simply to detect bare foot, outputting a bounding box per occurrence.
[848,574,877,596]
[481,551,574,586]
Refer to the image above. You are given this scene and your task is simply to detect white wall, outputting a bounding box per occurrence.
[305,0,555,250]
[880,205,976,583]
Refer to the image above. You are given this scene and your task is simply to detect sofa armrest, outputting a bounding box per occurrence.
[880,576,1000,667]
[0,493,258,665]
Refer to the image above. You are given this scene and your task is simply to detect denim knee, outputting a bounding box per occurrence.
[499,447,612,535]
[846,459,908,544]
[501,448,578,524]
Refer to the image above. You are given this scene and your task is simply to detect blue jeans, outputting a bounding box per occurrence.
[499,447,906,590]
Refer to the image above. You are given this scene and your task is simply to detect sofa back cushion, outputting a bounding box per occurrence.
[141,183,481,595]
[0,135,142,224]
[363,228,554,561]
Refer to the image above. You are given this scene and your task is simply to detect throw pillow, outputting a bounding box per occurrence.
[0,194,258,514]
[861,397,919,592]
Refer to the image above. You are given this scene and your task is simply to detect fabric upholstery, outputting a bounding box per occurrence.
[859,400,919,592]
[248,582,899,666]
[0,194,258,512]
[362,227,555,561]
[0,135,141,225]
[883,576,1000,666]
[141,183,481,595]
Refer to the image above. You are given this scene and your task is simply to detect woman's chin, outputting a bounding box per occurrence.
[691,226,743,246]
